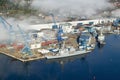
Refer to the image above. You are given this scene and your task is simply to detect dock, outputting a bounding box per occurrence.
[0,17,116,62]
[0,48,45,62]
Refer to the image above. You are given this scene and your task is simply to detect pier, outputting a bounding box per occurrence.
[0,17,119,62]
[0,48,45,62]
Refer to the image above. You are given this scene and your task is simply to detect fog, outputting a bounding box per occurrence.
[31,0,112,17]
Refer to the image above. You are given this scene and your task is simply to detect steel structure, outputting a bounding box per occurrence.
[50,14,58,29]
[17,25,33,55]
[113,18,120,28]
[57,25,64,49]
[0,16,15,44]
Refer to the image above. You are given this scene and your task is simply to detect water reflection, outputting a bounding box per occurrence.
[0,54,32,80]
[97,42,105,49]
[46,53,87,62]
[0,53,90,80]
[0,34,120,80]
[46,54,88,68]
[46,53,91,80]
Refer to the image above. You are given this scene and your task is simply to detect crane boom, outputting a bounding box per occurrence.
[0,16,15,44]
[17,25,32,55]
[50,14,58,29]
[0,17,9,30]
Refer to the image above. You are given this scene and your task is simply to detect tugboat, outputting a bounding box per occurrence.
[97,28,105,44]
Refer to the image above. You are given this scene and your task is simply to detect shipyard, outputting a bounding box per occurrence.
[0,16,118,62]
[0,0,119,61]
[0,0,120,80]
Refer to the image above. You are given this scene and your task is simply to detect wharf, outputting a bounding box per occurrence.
[0,48,45,62]
[0,33,96,62]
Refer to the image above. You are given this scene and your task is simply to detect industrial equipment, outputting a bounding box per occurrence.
[17,25,33,55]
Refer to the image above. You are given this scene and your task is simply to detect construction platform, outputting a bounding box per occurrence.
[0,48,45,62]
[0,33,96,62]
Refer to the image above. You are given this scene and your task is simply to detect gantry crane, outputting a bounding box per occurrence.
[0,16,15,44]
[57,25,64,49]
[17,25,33,55]
[113,18,120,29]
[50,13,58,29]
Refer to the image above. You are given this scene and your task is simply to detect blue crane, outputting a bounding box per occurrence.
[17,25,33,55]
[50,14,58,29]
[57,25,64,49]
[0,16,14,33]
[85,27,97,37]
[0,17,8,30]
[0,16,15,44]
[89,22,94,25]
[113,18,120,28]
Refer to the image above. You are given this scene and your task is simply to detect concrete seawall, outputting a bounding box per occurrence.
[28,18,116,30]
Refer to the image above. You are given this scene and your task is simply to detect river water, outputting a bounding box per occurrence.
[0,34,120,80]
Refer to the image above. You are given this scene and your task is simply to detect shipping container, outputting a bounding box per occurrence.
[41,40,58,46]
[12,43,24,51]
[0,44,6,48]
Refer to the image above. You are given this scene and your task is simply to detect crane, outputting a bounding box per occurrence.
[113,18,120,29]
[0,16,15,33]
[17,25,33,55]
[57,25,64,49]
[85,27,97,38]
[50,14,58,29]
[0,17,8,30]
[0,16,15,44]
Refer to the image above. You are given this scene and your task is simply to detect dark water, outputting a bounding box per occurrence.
[0,34,120,80]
